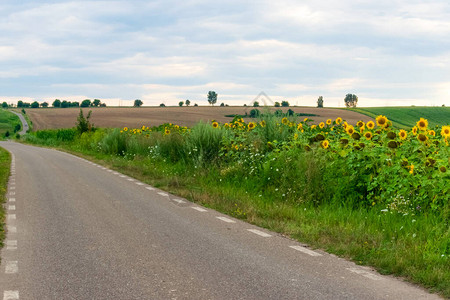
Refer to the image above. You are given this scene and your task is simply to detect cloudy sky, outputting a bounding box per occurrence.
[1,0,450,107]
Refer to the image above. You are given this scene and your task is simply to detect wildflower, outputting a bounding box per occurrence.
[399,129,407,140]
[311,125,317,130]
[326,119,332,125]
[123,127,128,132]
[319,122,325,129]
[346,125,355,135]
[164,128,170,135]
[321,140,330,149]
[412,126,418,135]
[260,120,266,127]
[376,115,388,128]
[303,118,308,122]
[441,125,450,138]
[351,132,361,140]
[335,117,343,124]
[366,121,375,130]
[343,121,348,129]
[428,130,435,137]
[297,123,303,131]
[248,122,256,130]
[224,123,230,128]
[282,117,289,125]
[408,164,414,174]
[417,133,427,142]
[364,132,373,140]
[416,118,428,131]
[357,120,365,128]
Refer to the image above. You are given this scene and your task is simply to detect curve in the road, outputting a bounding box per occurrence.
[7,111,29,135]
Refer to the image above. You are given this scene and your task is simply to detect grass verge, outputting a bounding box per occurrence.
[0,146,11,251]
[0,109,22,139]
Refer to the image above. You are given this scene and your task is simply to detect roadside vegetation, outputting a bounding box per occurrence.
[21,111,450,297]
[0,109,22,139]
[0,147,11,251]
[352,106,450,129]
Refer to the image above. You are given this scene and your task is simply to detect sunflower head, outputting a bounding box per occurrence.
[335,117,343,124]
[164,128,170,135]
[441,125,450,138]
[326,119,332,125]
[319,122,325,129]
[412,126,418,135]
[366,121,375,130]
[316,133,325,141]
[282,117,289,125]
[357,121,365,128]
[260,120,266,127]
[387,131,397,139]
[311,125,317,130]
[212,121,219,128]
[340,138,349,145]
[428,130,435,136]
[440,166,447,173]
[248,122,256,130]
[425,158,436,167]
[346,125,355,135]
[387,141,398,149]
[416,118,428,131]
[376,115,388,128]
[321,140,330,149]
[123,127,128,132]
[417,133,428,142]
[351,132,361,140]
[364,132,373,140]
[399,129,407,140]
[297,123,303,130]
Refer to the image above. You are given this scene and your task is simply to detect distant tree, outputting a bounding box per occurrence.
[21,108,26,114]
[220,103,225,107]
[281,101,290,107]
[185,99,191,106]
[92,99,101,107]
[31,101,39,108]
[61,100,69,108]
[253,101,259,107]
[287,109,294,116]
[160,103,165,107]
[53,99,61,108]
[80,99,91,107]
[71,102,80,107]
[207,91,218,106]
[194,103,198,107]
[250,109,260,118]
[274,109,283,116]
[274,102,280,107]
[179,101,184,107]
[76,109,93,134]
[41,102,49,108]
[344,94,358,108]
[317,96,324,108]
[134,99,143,107]
[17,100,24,108]
[100,103,106,107]
[22,102,31,108]
[2,102,7,108]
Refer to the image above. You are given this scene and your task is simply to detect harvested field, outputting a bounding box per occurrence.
[21,107,373,130]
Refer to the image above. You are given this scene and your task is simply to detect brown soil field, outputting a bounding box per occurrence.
[21,107,374,130]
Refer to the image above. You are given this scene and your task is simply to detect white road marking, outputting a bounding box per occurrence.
[120,175,126,178]
[6,240,17,250]
[107,170,113,172]
[7,225,17,233]
[10,187,15,190]
[5,261,18,273]
[145,187,155,191]
[9,192,15,196]
[3,290,19,300]
[101,167,107,170]
[346,268,382,280]
[191,207,207,212]
[289,245,322,257]
[173,199,186,204]
[157,192,168,196]
[7,215,16,220]
[8,205,16,211]
[135,182,144,186]
[247,229,272,237]
[127,178,135,182]
[113,172,120,175]
[216,216,236,223]
[9,198,15,202]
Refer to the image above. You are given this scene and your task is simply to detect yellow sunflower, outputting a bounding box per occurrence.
[441,125,450,138]
[248,122,256,130]
[366,121,375,130]
[416,118,428,131]
[346,125,355,135]
[297,123,303,131]
[260,120,266,127]
[311,125,317,130]
[212,122,219,128]
[164,128,170,135]
[123,127,128,132]
[326,119,332,125]
[376,115,388,128]
[335,117,343,124]
[417,133,428,142]
[282,117,289,125]
[399,129,408,140]
[428,130,435,137]
[357,121,365,128]
[321,140,330,149]
[319,122,325,129]
[303,117,309,122]
[364,132,373,140]
[412,126,418,135]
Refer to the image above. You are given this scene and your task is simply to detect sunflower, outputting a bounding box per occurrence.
[416,118,428,131]
[123,127,128,132]
[303,118,309,122]
[357,121,365,128]
[224,123,230,128]
[428,130,435,137]
[412,126,418,135]
[311,125,317,130]
[326,119,332,125]
[164,128,170,135]
[319,122,325,129]
[364,132,373,140]
[441,125,450,138]
[399,129,407,140]
[297,123,303,131]
[366,121,375,130]
[440,166,447,173]
[248,122,256,130]
[376,115,388,128]
[260,120,266,127]
[408,164,414,174]
[335,117,343,124]
[321,140,330,149]
[282,117,289,125]
[387,131,397,139]
[346,125,355,135]
[212,122,219,128]
[417,133,428,142]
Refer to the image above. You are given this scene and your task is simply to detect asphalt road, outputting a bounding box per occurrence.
[7,111,29,135]
[0,142,442,299]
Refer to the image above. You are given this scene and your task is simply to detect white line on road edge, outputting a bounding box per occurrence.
[7,226,17,233]
[7,215,16,220]
[247,229,272,237]
[216,216,236,223]
[3,290,19,300]
[173,199,185,204]
[10,187,15,190]
[113,172,119,175]
[5,261,18,273]
[289,245,322,257]
[127,178,135,182]
[6,240,17,250]
[157,192,168,196]
[135,182,144,186]
[119,175,126,178]
[145,187,155,191]
[9,192,15,196]
[9,198,15,202]
[8,205,15,211]
[346,268,381,280]
[191,207,207,212]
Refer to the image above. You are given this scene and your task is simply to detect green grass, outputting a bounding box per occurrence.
[0,147,11,252]
[350,106,450,129]
[0,109,22,139]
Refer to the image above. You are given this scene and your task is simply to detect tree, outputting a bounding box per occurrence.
[80,99,91,107]
[92,99,101,107]
[274,102,280,107]
[179,101,184,107]
[281,101,290,107]
[287,109,294,116]
[194,103,198,107]
[253,101,259,107]
[76,109,93,134]
[41,102,49,108]
[207,91,217,106]
[344,94,358,108]
[71,102,80,107]
[134,99,143,107]
[160,103,165,107]
[2,102,8,108]
[31,101,39,108]
[185,99,191,106]
[17,100,24,108]
[53,99,61,108]
[220,103,225,107]
[317,96,324,108]
[250,109,260,118]
[61,100,69,108]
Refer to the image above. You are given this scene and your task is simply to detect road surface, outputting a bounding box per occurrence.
[6,111,29,135]
[0,142,442,299]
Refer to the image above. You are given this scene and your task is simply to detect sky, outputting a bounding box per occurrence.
[1,0,450,107]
